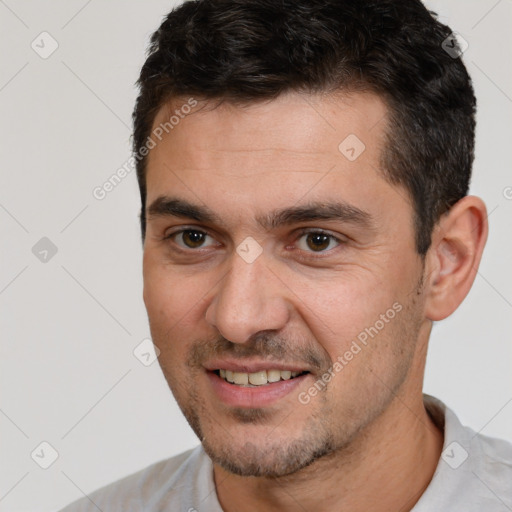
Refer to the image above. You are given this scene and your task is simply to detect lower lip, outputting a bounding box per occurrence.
[207,371,309,408]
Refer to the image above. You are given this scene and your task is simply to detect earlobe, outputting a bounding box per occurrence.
[424,196,488,321]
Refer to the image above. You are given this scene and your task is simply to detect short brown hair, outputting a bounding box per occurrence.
[133,0,476,254]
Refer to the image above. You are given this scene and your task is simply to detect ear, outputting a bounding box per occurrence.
[424,196,488,321]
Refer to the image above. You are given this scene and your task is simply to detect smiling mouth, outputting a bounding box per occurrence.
[213,369,309,387]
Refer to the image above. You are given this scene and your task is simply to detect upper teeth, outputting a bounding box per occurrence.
[219,369,302,386]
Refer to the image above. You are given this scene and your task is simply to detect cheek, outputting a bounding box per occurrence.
[143,253,216,357]
[143,271,193,383]
[144,251,193,319]
[294,273,396,357]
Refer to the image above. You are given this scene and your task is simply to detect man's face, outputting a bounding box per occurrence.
[143,91,428,477]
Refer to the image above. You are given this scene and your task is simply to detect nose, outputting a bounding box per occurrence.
[204,250,291,344]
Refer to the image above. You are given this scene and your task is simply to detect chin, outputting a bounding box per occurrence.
[202,429,338,478]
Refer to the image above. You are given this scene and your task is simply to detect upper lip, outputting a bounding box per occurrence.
[204,359,309,374]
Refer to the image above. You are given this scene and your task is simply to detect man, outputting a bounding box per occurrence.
[61,0,512,510]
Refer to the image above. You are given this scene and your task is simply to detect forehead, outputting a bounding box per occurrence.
[144,91,411,234]
[149,91,388,163]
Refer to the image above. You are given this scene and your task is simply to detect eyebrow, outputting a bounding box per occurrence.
[147,196,374,231]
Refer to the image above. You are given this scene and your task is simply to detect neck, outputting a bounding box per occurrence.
[213,388,443,512]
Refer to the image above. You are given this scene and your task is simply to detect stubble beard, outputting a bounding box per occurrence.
[159,273,426,478]
[178,384,342,477]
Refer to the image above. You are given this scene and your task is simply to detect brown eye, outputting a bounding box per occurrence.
[181,230,206,248]
[296,231,340,253]
[168,229,216,249]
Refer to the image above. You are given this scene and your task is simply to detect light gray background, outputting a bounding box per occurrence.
[1,1,511,510]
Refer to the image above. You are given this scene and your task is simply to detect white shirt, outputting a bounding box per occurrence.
[59,395,512,511]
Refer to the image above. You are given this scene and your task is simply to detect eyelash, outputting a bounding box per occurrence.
[163,227,344,258]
